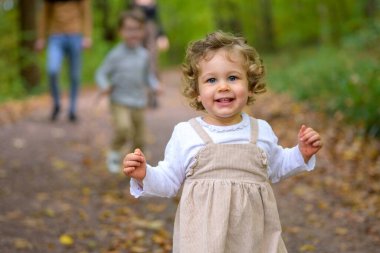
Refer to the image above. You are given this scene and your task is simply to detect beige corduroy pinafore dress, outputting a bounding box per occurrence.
[172,117,288,253]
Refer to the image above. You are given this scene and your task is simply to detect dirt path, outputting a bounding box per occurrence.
[0,69,378,253]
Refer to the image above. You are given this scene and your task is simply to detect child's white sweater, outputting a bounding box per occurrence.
[131,113,316,198]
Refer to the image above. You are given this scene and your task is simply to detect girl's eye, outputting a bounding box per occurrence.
[228,75,238,81]
[206,78,216,84]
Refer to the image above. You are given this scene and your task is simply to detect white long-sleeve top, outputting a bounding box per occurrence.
[130,113,316,198]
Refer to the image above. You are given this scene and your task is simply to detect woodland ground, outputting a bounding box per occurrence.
[0,69,379,253]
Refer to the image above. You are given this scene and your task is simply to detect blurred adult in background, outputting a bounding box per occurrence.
[129,0,169,108]
[35,0,92,122]
[129,0,169,74]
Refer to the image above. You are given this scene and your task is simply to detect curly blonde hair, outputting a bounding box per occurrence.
[182,31,266,111]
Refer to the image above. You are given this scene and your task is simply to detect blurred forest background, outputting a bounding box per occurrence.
[0,0,379,135]
[0,1,380,251]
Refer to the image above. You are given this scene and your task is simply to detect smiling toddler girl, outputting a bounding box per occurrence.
[123,31,322,253]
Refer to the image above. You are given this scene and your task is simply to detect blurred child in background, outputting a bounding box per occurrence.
[96,9,159,173]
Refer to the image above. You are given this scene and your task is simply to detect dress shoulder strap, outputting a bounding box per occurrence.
[250,117,259,144]
[189,118,214,144]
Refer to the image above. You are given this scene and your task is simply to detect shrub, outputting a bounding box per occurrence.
[266,25,380,136]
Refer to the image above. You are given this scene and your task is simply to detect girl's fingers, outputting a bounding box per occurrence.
[134,148,142,156]
[123,153,144,165]
[304,134,321,144]
[299,126,315,139]
[312,140,323,147]
[299,125,322,150]
[300,130,318,141]
[124,160,141,167]
[123,167,135,175]
[299,125,306,136]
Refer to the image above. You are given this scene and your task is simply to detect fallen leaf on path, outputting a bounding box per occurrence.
[86,239,97,250]
[151,233,168,245]
[51,158,67,170]
[304,204,313,213]
[286,226,302,234]
[14,238,33,250]
[82,155,93,168]
[299,244,316,252]
[82,187,91,196]
[36,192,49,202]
[132,219,164,230]
[335,227,348,235]
[133,229,146,239]
[292,184,313,201]
[23,217,45,229]
[317,200,329,210]
[130,246,149,253]
[6,210,22,220]
[146,203,167,213]
[12,138,26,149]
[0,168,6,178]
[43,208,56,217]
[59,234,74,246]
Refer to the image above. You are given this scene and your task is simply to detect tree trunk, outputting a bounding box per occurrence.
[98,0,115,41]
[364,0,377,18]
[126,0,133,9]
[18,0,40,90]
[259,0,275,51]
[212,0,243,34]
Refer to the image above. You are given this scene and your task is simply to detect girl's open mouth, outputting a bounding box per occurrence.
[215,98,234,103]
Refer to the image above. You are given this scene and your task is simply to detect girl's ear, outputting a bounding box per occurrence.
[197,95,201,102]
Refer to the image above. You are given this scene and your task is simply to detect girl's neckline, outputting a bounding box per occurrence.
[197,113,249,132]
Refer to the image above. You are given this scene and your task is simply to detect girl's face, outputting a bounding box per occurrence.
[197,49,251,125]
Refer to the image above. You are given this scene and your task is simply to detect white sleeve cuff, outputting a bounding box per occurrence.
[129,165,156,198]
[294,145,316,171]
[130,178,144,198]
[141,164,155,195]
[270,146,317,184]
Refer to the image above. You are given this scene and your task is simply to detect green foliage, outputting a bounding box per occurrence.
[273,0,369,47]
[159,0,214,65]
[266,23,380,136]
[0,7,26,102]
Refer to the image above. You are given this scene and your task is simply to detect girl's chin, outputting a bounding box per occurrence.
[213,109,242,118]
[204,112,243,125]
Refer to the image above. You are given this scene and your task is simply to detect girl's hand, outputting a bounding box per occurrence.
[123,149,147,182]
[298,125,323,163]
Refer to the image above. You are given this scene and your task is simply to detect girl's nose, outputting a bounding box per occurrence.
[217,81,230,92]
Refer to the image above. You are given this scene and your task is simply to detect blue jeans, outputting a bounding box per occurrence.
[47,34,82,115]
